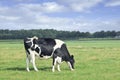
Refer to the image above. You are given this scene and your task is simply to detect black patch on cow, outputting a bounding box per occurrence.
[37,38,56,45]
[35,47,39,53]
[37,38,56,56]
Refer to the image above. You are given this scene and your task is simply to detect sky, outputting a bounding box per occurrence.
[0,0,120,32]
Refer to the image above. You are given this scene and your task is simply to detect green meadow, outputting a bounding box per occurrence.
[0,39,120,80]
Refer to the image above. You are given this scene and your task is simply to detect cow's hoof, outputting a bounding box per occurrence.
[52,69,55,72]
[58,69,61,72]
[35,69,39,72]
[27,68,30,72]
[71,69,74,71]
[27,70,30,72]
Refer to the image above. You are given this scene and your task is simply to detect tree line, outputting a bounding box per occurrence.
[0,29,120,40]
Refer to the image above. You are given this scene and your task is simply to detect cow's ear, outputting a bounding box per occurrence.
[71,55,74,59]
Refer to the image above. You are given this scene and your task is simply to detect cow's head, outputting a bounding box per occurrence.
[69,55,75,70]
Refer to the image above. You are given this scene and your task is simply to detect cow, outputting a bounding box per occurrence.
[24,36,75,72]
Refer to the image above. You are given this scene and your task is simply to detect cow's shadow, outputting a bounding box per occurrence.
[6,67,25,71]
[5,67,51,72]
[38,67,51,71]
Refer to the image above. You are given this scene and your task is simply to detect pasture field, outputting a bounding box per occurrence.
[0,39,120,80]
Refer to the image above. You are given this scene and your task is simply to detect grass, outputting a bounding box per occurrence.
[0,39,120,80]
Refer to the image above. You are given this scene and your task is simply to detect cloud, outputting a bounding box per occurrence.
[58,0,103,12]
[71,0,103,12]
[0,6,8,11]
[0,15,20,21]
[105,0,120,7]
[18,2,66,13]
[41,2,66,13]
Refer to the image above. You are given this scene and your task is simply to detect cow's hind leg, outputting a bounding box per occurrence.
[26,51,30,72]
[30,52,38,71]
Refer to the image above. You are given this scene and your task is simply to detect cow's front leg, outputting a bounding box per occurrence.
[57,56,62,71]
[52,56,62,72]
[52,62,56,72]
[31,53,38,71]
[52,57,57,72]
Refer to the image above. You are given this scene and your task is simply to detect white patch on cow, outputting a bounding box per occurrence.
[25,41,31,43]
[53,39,64,51]
[67,62,74,71]
[56,56,62,64]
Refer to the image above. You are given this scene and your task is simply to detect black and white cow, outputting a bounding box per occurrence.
[24,36,75,72]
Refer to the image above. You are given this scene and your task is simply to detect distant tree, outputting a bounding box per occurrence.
[0,29,119,39]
